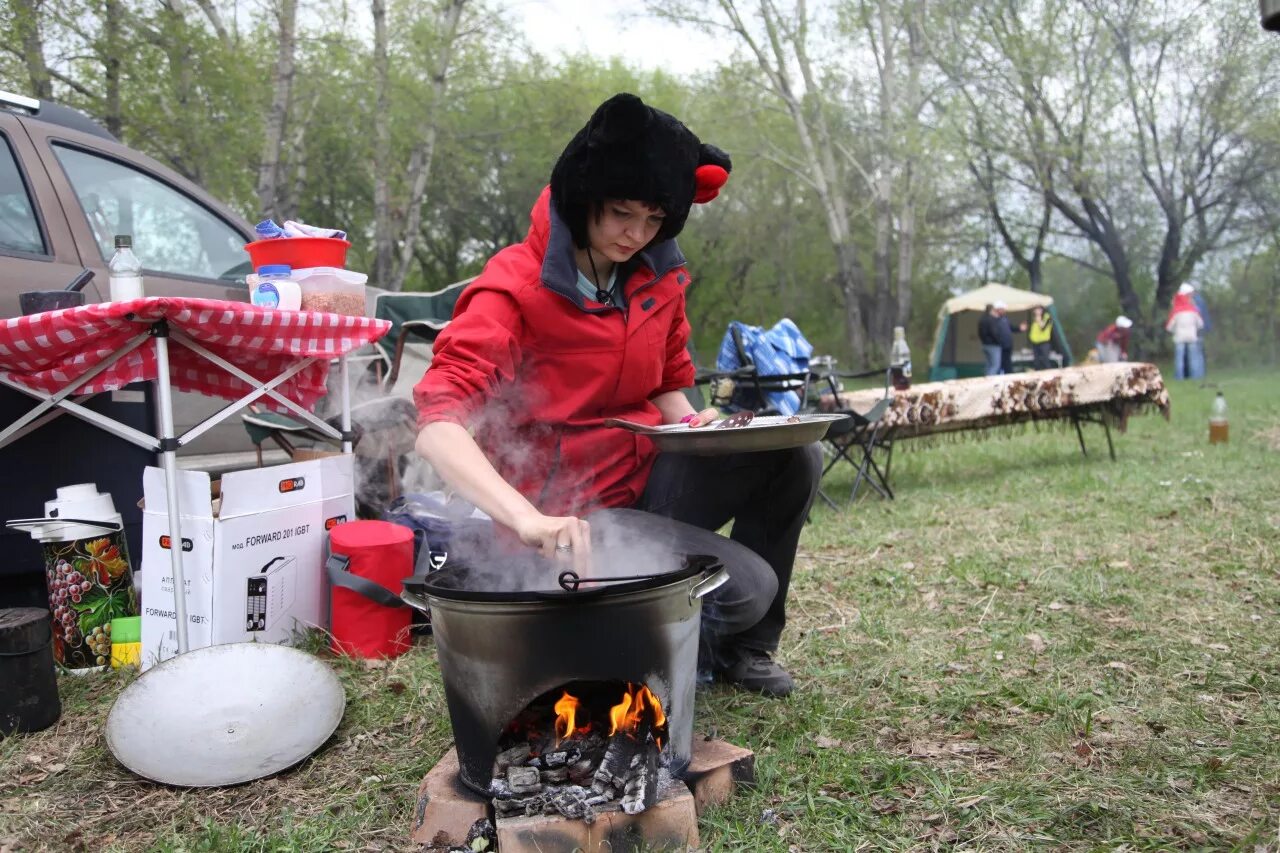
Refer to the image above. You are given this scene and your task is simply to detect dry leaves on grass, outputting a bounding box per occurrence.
[1253,423,1280,451]
[1025,633,1047,654]
[813,735,854,751]
[906,739,1002,767]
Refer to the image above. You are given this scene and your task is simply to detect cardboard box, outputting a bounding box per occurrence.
[140,455,354,668]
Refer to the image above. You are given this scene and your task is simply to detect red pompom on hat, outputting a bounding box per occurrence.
[694,163,729,204]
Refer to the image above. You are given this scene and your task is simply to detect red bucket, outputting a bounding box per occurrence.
[327,521,414,658]
[244,237,350,271]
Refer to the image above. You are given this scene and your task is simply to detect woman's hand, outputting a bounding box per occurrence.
[512,510,592,565]
[685,407,721,428]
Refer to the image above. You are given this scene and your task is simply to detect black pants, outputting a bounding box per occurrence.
[634,443,823,664]
[1032,342,1052,370]
[1000,347,1014,375]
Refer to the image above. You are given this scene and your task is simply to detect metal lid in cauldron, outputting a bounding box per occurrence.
[406,508,745,604]
[408,553,720,603]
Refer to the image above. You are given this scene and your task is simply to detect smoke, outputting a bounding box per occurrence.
[309,357,437,514]
[436,507,694,594]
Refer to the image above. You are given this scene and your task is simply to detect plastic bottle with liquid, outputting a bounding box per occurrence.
[1209,391,1228,444]
[890,326,912,390]
[107,235,145,301]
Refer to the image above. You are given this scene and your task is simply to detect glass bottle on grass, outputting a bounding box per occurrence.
[1209,392,1228,445]
[108,235,145,301]
[890,326,912,390]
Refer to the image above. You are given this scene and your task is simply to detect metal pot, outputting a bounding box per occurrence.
[1264,0,1280,31]
[402,555,728,795]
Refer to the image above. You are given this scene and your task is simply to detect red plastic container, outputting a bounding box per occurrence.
[244,237,350,271]
[327,521,414,658]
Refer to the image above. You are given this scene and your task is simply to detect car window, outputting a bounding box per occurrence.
[0,135,46,256]
[52,144,247,282]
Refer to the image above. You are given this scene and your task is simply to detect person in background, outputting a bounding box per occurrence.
[1028,304,1055,370]
[994,302,1025,375]
[1166,284,1205,380]
[978,303,1003,376]
[1096,315,1133,363]
[414,93,820,698]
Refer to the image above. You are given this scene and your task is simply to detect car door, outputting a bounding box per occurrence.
[0,113,86,315]
[24,117,260,454]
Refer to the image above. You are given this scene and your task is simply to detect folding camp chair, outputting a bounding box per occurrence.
[811,364,895,506]
[369,278,474,391]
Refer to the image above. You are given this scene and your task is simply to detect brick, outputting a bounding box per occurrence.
[410,747,491,848]
[496,780,699,853]
[684,738,756,815]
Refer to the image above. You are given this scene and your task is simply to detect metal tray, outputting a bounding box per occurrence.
[604,413,849,456]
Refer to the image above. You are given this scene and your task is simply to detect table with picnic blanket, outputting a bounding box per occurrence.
[834,361,1169,462]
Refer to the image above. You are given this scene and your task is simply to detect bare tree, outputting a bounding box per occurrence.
[371,0,393,288]
[648,0,934,362]
[951,0,1276,351]
[255,0,298,220]
[389,0,469,292]
[11,0,53,99]
[1100,0,1273,316]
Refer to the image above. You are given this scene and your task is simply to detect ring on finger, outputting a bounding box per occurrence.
[555,544,573,553]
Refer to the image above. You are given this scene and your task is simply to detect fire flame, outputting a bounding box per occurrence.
[554,691,581,741]
[608,683,666,737]
[544,683,667,750]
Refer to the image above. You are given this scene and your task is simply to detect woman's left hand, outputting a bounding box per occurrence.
[685,407,720,428]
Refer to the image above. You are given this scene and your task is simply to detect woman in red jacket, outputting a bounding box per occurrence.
[414,93,821,697]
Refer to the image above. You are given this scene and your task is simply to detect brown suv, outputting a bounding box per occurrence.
[0,92,253,310]
[1,91,258,453]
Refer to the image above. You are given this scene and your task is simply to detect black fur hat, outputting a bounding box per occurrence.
[550,93,732,248]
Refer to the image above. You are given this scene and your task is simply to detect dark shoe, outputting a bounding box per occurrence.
[721,649,794,697]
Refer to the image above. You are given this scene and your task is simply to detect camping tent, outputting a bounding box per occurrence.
[928,283,1073,381]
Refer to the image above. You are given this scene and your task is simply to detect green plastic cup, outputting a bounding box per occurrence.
[110,616,142,668]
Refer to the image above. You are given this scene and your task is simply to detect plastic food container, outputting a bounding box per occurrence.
[244,237,350,271]
[293,267,368,316]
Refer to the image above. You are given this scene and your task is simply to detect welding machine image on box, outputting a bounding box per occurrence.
[246,555,298,632]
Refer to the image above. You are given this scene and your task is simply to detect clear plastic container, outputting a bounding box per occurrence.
[291,267,367,316]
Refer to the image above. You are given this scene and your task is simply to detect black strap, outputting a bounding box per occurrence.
[325,553,405,609]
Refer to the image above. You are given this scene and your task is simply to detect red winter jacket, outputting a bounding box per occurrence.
[413,187,697,516]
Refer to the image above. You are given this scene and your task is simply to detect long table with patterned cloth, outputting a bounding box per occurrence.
[828,362,1170,498]
[0,297,391,654]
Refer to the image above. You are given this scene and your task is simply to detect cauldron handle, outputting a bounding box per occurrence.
[399,589,431,613]
[689,566,729,603]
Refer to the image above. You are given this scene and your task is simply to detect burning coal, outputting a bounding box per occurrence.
[491,681,674,822]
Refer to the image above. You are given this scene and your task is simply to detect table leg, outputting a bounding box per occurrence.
[1072,414,1089,458]
[340,354,352,455]
[152,325,190,654]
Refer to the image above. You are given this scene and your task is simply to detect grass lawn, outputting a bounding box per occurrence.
[2,367,1278,852]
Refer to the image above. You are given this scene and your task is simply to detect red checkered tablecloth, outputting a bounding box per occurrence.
[0,297,390,411]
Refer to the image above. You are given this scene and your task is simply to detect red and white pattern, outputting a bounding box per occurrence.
[0,298,390,412]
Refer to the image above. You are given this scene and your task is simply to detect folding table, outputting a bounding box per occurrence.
[0,297,390,653]
[831,362,1172,497]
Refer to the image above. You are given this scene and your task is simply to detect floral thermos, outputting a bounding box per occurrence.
[44,531,138,669]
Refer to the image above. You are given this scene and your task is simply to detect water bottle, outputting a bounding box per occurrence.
[1209,391,1228,445]
[890,326,912,390]
[107,235,145,301]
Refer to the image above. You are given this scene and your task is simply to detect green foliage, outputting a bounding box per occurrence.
[2,2,1279,363]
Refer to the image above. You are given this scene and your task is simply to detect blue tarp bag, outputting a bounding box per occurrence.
[716,318,814,415]
[383,492,493,577]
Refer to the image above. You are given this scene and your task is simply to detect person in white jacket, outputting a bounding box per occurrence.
[1166,284,1205,380]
